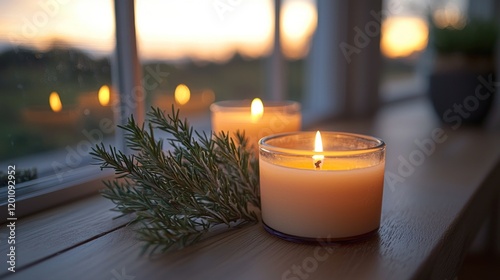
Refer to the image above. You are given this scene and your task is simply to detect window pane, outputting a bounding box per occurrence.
[0,0,115,183]
[0,0,317,187]
[380,0,432,101]
[133,0,316,131]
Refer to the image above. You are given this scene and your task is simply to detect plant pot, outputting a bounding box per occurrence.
[428,55,495,125]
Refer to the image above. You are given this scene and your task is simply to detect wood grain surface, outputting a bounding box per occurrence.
[2,99,499,280]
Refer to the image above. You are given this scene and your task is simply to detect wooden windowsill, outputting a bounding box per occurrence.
[1,98,499,280]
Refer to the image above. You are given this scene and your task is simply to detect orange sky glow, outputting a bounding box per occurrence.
[0,0,429,61]
[0,0,317,61]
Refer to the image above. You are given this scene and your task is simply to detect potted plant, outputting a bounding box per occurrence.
[428,19,498,125]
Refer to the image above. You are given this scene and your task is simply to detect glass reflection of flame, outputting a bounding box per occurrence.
[49,91,62,112]
[175,84,191,105]
[98,85,111,106]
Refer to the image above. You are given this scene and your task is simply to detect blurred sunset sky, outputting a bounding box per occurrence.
[0,0,317,61]
[0,0,467,61]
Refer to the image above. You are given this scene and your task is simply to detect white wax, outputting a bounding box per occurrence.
[259,159,385,239]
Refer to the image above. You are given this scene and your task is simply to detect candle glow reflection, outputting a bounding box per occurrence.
[49,91,62,112]
[98,85,111,106]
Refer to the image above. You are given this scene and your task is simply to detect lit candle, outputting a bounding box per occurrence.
[259,131,386,242]
[210,99,301,149]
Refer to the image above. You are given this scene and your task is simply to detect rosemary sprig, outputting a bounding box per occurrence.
[91,107,260,254]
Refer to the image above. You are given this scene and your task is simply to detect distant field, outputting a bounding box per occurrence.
[0,47,306,161]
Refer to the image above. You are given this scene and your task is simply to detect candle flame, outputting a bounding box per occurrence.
[98,85,111,106]
[251,98,264,122]
[174,84,191,105]
[49,91,62,112]
[313,131,324,169]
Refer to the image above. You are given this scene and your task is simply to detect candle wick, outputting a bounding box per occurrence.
[314,160,322,169]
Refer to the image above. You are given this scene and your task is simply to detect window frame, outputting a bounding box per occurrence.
[0,0,141,218]
[0,166,114,220]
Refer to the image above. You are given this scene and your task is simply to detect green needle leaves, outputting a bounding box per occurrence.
[91,107,260,254]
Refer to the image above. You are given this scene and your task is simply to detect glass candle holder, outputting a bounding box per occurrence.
[259,131,386,243]
[210,100,301,149]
